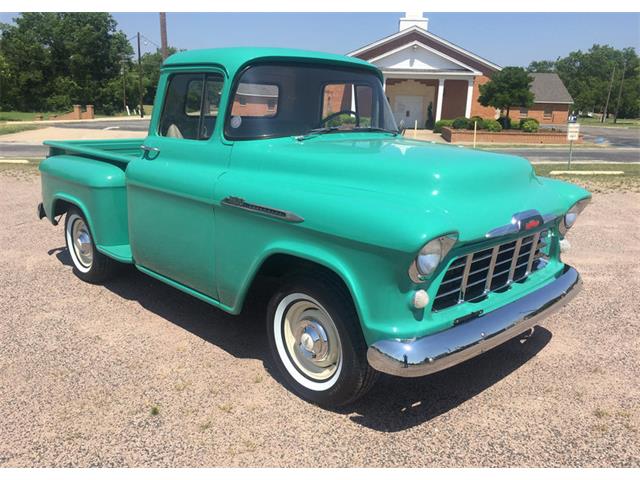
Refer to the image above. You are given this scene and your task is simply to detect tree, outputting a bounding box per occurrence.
[0,13,133,113]
[552,45,639,117]
[527,60,556,73]
[478,67,535,120]
[140,47,178,105]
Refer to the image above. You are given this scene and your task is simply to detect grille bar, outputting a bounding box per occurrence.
[432,230,549,312]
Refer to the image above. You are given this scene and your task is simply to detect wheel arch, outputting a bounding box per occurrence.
[235,246,365,329]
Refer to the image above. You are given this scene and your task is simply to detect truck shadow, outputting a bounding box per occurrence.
[50,247,552,432]
[343,327,551,432]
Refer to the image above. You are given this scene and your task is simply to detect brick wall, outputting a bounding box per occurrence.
[469,75,498,119]
[441,80,467,119]
[512,103,570,124]
[441,127,581,144]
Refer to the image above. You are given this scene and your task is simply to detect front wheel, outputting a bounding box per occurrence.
[266,274,377,407]
[64,207,117,284]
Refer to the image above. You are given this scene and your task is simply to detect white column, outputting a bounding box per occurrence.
[465,79,474,118]
[435,78,445,122]
[382,76,386,92]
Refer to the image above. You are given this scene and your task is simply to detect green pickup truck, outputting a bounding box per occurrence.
[38,47,589,407]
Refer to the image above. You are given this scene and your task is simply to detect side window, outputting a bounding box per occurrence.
[231,83,279,118]
[159,72,224,140]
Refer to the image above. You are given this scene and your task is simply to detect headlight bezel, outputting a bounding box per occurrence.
[408,233,458,283]
[559,198,590,236]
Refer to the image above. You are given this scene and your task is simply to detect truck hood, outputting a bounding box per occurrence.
[227,134,590,251]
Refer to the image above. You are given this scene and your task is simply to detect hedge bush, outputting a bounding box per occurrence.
[467,116,485,130]
[510,118,520,130]
[452,117,470,129]
[484,119,503,132]
[434,119,453,133]
[519,118,539,129]
[520,119,539,132]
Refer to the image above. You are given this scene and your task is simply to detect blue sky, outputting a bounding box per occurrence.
[1,12,638,66]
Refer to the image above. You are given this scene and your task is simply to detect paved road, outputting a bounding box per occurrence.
[2,143,638,163]
[542,124,640,148]
[53,119,151,131]
[484,147,640,163]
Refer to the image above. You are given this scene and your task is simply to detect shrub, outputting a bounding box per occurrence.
[434,119,454,133]
[497,116,511,129]
[484,119,503,132]
[521,119,539,133]
[519,117,539,129]
[510,118,520,130]
[467,116,485,130]
[452,117,470,129]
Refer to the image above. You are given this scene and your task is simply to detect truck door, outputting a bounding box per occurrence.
[126,69,230,299]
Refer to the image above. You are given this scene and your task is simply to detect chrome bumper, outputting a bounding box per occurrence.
[367,265,581,377]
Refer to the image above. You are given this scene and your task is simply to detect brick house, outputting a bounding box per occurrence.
[348,12,573,127]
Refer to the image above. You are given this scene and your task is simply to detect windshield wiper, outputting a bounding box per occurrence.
[352,127,399,135]
[295,126,340,141]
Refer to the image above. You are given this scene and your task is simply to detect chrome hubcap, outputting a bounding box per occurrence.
[283,299,341,381]
[72,218,93,268]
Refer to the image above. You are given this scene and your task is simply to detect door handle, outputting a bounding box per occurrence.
[140,145,160,160]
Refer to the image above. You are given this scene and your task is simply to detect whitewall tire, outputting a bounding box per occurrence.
[266,273,378,407]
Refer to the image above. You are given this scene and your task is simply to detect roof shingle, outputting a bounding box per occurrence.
[530,73,573,104]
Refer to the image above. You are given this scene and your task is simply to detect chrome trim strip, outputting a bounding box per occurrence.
[367,265,581,377]
[221,196,304,223]
[507,237,523,284]
[486,209,555,238]
[526,232,541,276]
[458,254,474,302]
[483,245,500,293]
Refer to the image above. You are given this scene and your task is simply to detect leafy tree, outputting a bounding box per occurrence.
[478,67,535,119]
[140,47,179,105]
[527,60,556,73]
[554,44,639,118]
[0,13,133,113]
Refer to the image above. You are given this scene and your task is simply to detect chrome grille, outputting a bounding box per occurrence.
[432,230,548,311]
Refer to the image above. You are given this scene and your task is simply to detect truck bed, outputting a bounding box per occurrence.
[44,138,144,166]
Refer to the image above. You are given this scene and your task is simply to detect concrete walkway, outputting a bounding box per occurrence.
[0,126,144,143]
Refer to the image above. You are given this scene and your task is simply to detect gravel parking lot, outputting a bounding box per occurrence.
[0,166,638,467]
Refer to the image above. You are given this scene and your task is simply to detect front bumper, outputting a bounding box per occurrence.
[367,264,581,377]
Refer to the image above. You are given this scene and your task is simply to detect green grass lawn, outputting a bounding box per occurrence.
[577,117,640,128]
[0,124,43,136]
[0,111,67,122]
[534,162,640,193]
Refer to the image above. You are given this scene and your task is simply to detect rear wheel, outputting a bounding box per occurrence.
[64,207,117,284]
[266,274,378,407]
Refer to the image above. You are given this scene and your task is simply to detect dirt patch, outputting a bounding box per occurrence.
[0,171,638,467]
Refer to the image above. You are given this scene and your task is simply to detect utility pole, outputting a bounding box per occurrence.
[121,58,127,113]
[137,32,144,118]
[601,65,616,123]
[613,60,627,124]
[159,13,168,60]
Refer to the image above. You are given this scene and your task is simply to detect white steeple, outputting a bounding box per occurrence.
[399,11,428,31]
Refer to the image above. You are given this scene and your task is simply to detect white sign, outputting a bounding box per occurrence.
[567,123,580,141]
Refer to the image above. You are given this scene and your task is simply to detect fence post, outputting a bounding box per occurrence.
[473,120,477,148]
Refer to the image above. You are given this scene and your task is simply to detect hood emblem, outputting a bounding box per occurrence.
[486,209,545,238]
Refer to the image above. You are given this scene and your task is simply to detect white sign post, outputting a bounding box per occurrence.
[566,123,580,169]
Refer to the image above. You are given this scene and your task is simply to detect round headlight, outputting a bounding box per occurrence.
[409,234,457,283]
[416,240,443,276]
[559,198,590,236]
[564,207,579,229]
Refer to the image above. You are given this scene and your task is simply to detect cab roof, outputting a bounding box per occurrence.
[162,47,381,80]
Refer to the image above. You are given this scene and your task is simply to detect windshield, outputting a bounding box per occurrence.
[225,63,398,140]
